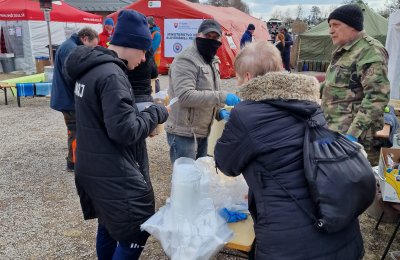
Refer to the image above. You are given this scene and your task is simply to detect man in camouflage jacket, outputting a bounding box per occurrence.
[321,4,390,164]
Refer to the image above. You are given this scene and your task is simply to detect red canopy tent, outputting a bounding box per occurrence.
[108,0,270,78]
[0,0,102,23]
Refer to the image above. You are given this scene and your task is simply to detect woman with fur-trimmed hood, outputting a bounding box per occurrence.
[214,41,364,259]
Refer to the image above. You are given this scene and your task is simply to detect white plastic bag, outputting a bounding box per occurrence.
[141,157,233,260]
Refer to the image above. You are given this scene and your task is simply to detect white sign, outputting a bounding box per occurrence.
[226,36,237,50]
[164,19,203,58]
[148,1,161,8]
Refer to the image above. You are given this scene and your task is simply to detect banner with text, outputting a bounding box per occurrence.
[164,19,203,58]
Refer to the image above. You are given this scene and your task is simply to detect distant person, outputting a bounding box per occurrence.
[50,27,98,172]
[278,26,293,71]
[64,10,168,259]
[165,19,241,164]
[275,32,285,62]
[147,16,162,93]
[147,16,161,67]
[98,18,114,48]
[214,41,364,260]
[321,4,390,165]
[240,23,255,49]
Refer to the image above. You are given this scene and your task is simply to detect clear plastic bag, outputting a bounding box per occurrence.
[141,157,234,260]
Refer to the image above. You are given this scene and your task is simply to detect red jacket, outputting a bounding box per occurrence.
[98,29,112,48]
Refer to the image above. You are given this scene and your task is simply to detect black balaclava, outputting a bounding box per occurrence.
[195,37,222,63]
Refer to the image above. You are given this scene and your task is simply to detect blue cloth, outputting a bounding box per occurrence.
[104,17,114,26]
[50,33,82,112]
[16,83,34,97]
[110,10,152,51]
[240,30,252,49]
[96,223,149,260]
[150,26,161,53]
[345,134,358,142]
[35,83,52,96]
[225,93,241,106]
[384,105,400,145]
[219,208,247,223]
[166,132,208,164]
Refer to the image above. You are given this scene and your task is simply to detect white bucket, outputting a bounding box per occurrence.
[44,66,54,82]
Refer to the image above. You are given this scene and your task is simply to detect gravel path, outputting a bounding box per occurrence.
[0,75,400,259]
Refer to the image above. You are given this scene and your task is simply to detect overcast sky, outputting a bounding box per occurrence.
[235,0,387,20]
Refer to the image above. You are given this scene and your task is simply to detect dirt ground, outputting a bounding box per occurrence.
[1,73,400,259]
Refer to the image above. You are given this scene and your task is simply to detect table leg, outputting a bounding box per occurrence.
[4,87,8,105]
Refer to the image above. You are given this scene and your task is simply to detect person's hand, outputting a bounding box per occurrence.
[345,134,358,142]
[219,109,230,121]
[145,104,168,124]
[225,93,241,106]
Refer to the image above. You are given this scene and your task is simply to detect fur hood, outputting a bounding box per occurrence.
[238,72,320,104]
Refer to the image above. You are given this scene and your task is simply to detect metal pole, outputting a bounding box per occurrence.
[43,9,53,65]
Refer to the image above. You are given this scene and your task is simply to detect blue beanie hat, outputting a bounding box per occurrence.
[104,18,114,27]
[109,10,152,51]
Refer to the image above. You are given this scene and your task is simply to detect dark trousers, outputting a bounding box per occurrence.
[62,111,76,166]
[96,223,149,260]
[282,52,291,72]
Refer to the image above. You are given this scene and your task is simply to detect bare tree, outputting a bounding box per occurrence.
[296,5,304,20]
[386,0,400,13]
[310,6,322,25]
[270,9,284,21]
[206,0,249,13]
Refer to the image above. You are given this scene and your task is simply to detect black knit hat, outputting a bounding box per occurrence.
[247,24,255,31]
[328,4,364,31]
[110,10,152,50]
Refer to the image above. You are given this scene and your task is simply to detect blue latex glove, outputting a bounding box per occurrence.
[225,93,241,106]
[345,134,358,142]
[219,109,230,121]
[219,208,248,223]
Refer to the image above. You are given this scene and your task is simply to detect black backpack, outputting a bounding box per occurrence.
[267,110,376,233]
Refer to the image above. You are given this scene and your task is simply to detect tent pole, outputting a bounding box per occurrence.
[44,9,53,66]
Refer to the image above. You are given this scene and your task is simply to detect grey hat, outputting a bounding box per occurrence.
[198,19,222,36]
[147,16,155,26]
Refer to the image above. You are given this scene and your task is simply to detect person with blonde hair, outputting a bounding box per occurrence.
[214,40,364,259]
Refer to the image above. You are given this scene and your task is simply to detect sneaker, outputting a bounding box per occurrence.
[66,161,75,172]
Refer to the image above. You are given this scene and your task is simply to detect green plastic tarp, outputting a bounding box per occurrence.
[298,1,388,65]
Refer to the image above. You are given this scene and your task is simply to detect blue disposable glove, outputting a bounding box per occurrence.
[219,208,248,223]
[225,93,241,106]
[345,134,358,142]
[219,109,230,121]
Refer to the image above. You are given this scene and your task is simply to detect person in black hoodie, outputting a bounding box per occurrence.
[127,49,158,111]
[214,41,364,259]
[64,10,168,260]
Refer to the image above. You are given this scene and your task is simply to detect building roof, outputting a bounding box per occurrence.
[64,0,136,12]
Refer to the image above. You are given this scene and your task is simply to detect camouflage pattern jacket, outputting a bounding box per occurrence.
[321,32,390,140]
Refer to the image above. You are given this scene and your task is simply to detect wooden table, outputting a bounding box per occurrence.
[0,82,14,105]
[220,214,255,259]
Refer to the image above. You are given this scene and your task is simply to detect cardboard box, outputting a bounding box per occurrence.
[378,148,400,203]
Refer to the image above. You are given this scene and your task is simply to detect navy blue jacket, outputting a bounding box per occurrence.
[214,72,364,260]
[282,31,293,56]
[240,30,253,49]
[50,33,82,112]
[64,46,168,242]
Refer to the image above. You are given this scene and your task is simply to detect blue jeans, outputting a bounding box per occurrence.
[166,133,208,164]
[96,223,149,260]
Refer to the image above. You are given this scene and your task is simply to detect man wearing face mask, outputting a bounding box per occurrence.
[165,19,241,164]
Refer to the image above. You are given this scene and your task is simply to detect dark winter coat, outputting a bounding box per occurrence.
[240,30,253,49]
[64,46,168,243]
[127,50,158,103]
[214,72,364,260]
[50,33,82,112]
[282,31,293,57]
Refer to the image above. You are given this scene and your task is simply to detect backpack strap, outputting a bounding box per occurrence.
[258,161,321,228]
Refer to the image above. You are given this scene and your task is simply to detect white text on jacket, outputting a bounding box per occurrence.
[75,82,85,98]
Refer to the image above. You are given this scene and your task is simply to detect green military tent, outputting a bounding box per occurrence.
[297,0,388,72]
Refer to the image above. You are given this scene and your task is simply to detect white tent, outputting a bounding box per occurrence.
[0,0,102,74]
[386,10,400,99]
